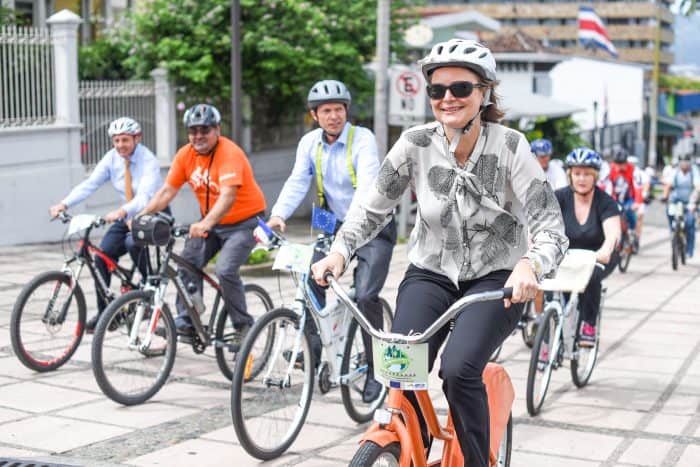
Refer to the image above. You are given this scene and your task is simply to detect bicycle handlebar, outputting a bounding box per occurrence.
[55,211,106,229]
[326,272,512,345]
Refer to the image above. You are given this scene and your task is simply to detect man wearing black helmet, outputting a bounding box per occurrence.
[266,80,396,403]
[140,104,266,343]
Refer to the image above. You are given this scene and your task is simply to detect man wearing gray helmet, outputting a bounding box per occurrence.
[266,80,396,403]
[140,104,266,344]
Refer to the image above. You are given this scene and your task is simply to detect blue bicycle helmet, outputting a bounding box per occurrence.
[531,139,553,156]
[565,147,602,171]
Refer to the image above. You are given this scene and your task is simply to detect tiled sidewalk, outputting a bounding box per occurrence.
[1,212,700,466]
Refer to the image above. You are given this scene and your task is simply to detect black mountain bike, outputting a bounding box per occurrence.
[668,201,688,271]
[10,212,143,372]
[91,216,274,405]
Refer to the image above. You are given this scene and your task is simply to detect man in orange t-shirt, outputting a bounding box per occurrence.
[140,104,266,340]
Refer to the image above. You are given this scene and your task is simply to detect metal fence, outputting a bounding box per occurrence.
[79,80,156,168]
[0,25,55,128]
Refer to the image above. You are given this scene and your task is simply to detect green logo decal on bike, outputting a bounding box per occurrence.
[372,338,429,390]
[382,345,412,372]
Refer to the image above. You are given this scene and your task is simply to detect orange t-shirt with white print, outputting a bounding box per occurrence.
[167,136,266,225]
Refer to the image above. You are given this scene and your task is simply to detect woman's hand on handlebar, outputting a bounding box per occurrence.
[310,251,345,287]
[504,259,539,308]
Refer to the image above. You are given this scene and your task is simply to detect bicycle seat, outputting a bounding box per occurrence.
[539,249,597,293]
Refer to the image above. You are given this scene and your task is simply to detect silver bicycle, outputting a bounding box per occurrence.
[230,227,393,460]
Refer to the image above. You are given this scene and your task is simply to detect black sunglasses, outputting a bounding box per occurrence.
[426,81,486,100]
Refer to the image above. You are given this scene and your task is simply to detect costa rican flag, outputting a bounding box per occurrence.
[578,5,618,58]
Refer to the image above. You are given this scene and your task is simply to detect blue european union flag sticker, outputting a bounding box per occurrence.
[311,206,337,234]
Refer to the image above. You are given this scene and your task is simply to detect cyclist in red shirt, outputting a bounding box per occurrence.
[608,148,642,244]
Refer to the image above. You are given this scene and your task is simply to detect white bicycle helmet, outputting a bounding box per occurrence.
[418,38,497,82]
[108,117,141,136]
[307,80,351,110]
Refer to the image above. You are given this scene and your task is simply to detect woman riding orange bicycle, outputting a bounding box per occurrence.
[312,38,568,466]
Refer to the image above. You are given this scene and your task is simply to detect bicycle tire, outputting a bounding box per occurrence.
[618,234,632,273]
[92,290,177,406]
[526,305,559,416]
[571,294,603,388]
[680,232,687,266]
[10,271,86,372]
[495,413,513,467]
[521,301,537,349]
[340,297,393,423]
[230,307,315,460]
[349,441,401,467]
[672,235,679,270]
[215,283,274,380]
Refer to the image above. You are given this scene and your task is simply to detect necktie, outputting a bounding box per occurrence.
[124,158,134,202]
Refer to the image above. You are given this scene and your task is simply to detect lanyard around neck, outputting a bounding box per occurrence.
[315,125,356,208]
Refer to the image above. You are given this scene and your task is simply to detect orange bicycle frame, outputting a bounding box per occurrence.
[359,363,514,467]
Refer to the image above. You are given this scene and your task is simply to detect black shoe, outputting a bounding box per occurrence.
[85,314,100,334]
[230,324,251,352]
[362,378,383,403]
[174,316,194,337]
[283,349,305,370]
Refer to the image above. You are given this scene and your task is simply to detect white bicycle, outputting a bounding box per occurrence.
[526,249,606,416]
[230,225,393,460]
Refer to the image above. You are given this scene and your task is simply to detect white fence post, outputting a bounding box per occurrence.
[151,67,176,164]
[47,10,81,126]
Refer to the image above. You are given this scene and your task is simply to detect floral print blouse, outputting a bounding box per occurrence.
[330,121,569,286]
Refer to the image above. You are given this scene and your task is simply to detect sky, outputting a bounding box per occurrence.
[672,3,700,66]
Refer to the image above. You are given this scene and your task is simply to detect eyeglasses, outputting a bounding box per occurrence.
[426,81,486,100]
[187,126,212,136]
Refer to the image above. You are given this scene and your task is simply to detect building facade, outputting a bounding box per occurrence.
[422,1,675,70]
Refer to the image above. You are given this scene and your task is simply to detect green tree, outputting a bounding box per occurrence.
[521,116,586,159]
[0,6,27,26]
[679,0,697,15]
[89,0,420,120]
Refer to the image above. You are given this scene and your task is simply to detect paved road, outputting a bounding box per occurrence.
[1,202,699,466]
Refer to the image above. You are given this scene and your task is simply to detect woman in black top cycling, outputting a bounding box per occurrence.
[555,147,621,346]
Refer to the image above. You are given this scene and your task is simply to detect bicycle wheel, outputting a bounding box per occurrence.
[92,291,177,406]
[230,307,315,460]
[672,234,680,270]
[680,232,687,265]
[340,297,393,423]
[495,414,513,467]
[618,234,632,273]
[10,271,86,372]
[215,283,274,380]
[526,305,559,416]
[521,301,538,349]
[571,299,603,388]
[349,441,400,467]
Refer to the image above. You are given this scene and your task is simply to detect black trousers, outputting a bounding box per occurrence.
[393,265,521,467]
[94,220,147,313]
[579,250,618,325]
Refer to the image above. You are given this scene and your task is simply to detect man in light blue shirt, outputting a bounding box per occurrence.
[49,117,162,331]
[267,80,396,403]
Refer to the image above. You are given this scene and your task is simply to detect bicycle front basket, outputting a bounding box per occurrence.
[132,214,171,246]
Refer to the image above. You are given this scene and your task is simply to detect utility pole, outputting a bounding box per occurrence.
[230,0,242,144]
[648,4,661,168]
[374,0,390,157]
